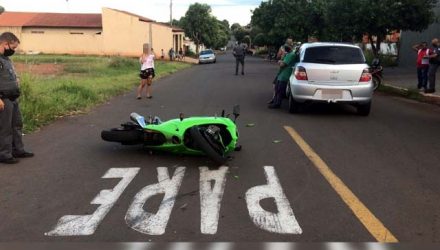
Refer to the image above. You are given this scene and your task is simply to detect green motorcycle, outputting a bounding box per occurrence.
[101,106,241,164]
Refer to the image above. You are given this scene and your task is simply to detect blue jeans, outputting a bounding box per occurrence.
[273,80,288,107]
[427,63,439,91]
[417,67,428,89]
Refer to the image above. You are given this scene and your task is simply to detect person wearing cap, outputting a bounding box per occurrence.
[0,32,34,164]
[426,38,440,93]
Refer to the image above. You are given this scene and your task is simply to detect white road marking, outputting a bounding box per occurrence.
[264,243,294,250]
[169,242,194,250]
[199,166,229,234]
[245,166,302,234]
[45,168,140,236]
[208,242,233,250]
[125,167,186,235]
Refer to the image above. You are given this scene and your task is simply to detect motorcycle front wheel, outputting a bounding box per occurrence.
[189,126,228,165]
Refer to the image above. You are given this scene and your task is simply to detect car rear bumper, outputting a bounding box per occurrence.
[289,80,373,104]
[199,58,216,63]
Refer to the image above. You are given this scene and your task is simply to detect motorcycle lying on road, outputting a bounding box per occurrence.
[371,58,383,91]
[101,106,241,165]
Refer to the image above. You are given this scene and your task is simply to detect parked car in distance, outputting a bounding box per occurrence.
[199,50,216,64]
[287,42,374,116]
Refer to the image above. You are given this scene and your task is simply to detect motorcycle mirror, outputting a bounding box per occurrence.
[233,105,240,121]
[179,113,184,121]
[221,110,225,117]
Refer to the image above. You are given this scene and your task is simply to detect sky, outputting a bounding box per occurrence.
[0,0,262,26]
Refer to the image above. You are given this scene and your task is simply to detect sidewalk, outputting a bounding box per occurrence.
[382,66,440,105]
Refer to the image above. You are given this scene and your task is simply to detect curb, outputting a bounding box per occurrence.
[379,83,440,106]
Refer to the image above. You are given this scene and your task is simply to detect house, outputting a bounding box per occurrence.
[0,8,185,58]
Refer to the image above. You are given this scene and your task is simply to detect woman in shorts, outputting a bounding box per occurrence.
[137,47,155,99]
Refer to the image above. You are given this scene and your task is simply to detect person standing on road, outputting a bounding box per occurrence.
[137,45,155,99]
[277,38,294,60]
[233,42,246,75]
[268,44,298,109]
[412,42,430,90]
[0,32,34,164]
[426,38,440,93]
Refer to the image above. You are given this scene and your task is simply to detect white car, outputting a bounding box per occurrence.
[288,43,374,116]
[199,50,216,64]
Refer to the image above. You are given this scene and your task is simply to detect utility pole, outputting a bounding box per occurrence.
[170,0,173,26]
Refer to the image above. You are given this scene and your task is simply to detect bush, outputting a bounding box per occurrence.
[108,57,138,68]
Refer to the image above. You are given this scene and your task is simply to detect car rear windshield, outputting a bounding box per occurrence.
[303,46,365,64]
[200,50,213,55]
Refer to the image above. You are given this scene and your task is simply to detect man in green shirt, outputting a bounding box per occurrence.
[269,45,298,109]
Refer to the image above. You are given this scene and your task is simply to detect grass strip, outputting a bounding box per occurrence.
[14,55,191,132]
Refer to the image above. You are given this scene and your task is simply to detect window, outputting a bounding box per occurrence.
[31,31,45,34]
[70,32,84,35]
[303,46,365,65]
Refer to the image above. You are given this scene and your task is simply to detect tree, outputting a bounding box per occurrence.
[357,0,438,56]
[180,3,231,53]
[180,3,216,54]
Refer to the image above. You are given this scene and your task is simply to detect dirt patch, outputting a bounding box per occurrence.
[14,63,64,76]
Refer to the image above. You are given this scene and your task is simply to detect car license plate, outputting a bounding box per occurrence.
[322,89,342,99]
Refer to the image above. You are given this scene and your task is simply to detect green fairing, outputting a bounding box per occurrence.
[142,116,238,155]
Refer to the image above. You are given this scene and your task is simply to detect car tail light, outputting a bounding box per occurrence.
[359,68,372,83]
[294,66,308,81]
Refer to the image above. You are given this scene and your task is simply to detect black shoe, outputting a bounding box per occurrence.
[0,157,19,164]
[13,151,34,158]
[267,99,274,104]
[241,72,244,75]
[146,96,153,99]
[424,89,435,93]
[268,104,280,109]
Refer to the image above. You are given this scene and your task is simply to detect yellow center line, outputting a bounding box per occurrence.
[284,125,398,243]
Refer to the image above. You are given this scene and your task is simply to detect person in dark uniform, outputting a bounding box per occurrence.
[233,43,246,75]
[0,32,34,164]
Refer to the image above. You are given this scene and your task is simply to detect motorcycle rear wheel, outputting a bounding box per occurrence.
[372,75,382,91]
[101,128,143,145]
[189,126,228,165]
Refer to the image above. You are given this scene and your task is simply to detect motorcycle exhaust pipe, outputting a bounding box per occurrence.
[130,112,147,128]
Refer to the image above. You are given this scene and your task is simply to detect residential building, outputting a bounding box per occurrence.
[0,8,185,58]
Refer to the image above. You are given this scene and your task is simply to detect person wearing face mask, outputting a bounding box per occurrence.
[0,32,34,164]
[426,38,440,93]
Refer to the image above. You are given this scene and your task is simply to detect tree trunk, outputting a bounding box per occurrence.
[368,34,383,58]
[368,34,378,57]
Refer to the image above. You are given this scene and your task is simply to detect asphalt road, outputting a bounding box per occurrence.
[1,52,440,242]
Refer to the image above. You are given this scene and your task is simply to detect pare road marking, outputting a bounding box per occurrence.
[46,166,302,236]
[45,168,140,236]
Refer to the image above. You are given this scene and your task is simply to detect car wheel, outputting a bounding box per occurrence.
[357,102,371,116]
[288,92,301,114]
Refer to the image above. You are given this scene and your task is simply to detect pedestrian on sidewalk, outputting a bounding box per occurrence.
[137,45,155,99]
[233,42,246,75]
[412,42,430,90]
[0,32,34,164]
[426,38,440,93]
